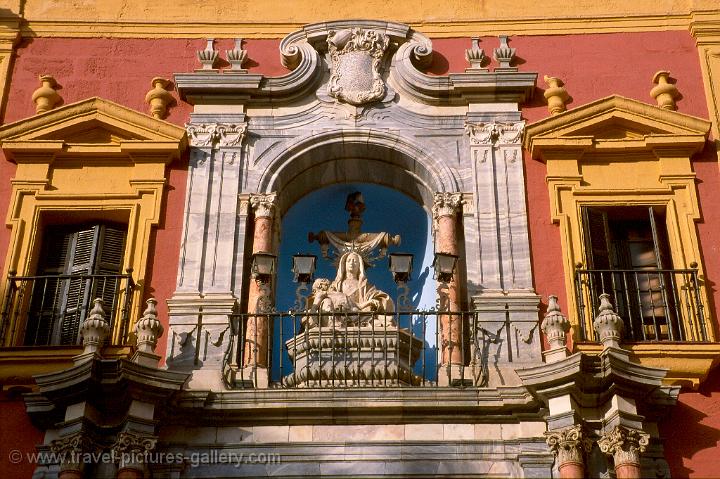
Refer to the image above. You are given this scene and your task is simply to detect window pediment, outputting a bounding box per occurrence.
[0,97,187,161]
[524,95,711,160]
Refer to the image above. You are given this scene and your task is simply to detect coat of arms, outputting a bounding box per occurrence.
[327,28,390,106]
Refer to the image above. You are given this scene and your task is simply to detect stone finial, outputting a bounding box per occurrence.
[197,38,219,71]
[135,298,164,355]
[226,38,248,72]
[144,77,174,119]
[650,71,679,110]
[31,74,62,114]
[543,76,569,115]
[465,37,487,72]
[545,425,593,469]
[493,35,517,72]
[541,295,570,350]
[598,425,650,469]
[593,293,624,349]
[79,298,110,355]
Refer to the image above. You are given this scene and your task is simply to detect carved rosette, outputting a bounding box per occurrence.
[598,425,650,467]
[593,293,624,349]
[186,122,247,149]
[79,298,111,355]
[432,192,464,220]
[135,298,164,354]
[545,425,592,466]
[249,192,277,219]
[465,121,524,146]
[327,28,390,105]
[541,295,570,349]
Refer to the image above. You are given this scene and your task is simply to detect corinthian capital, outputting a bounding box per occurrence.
[598,425,649,467]
[250,192,277,219]
[432,192,464,220]
[545,425,592,466]
[465,121,524,145]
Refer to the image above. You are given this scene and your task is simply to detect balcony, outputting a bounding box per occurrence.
[1,272,135,347]
[574,267,708,343]
[221,311,494,389]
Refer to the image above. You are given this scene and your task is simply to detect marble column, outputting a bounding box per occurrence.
[243,192,277,371]
[598,425,649,479]
[545,425,591,479]
[433,192,464,366]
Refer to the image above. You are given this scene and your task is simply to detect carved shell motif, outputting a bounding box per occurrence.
[327,28,390,106]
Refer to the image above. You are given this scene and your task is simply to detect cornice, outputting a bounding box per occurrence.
[14,11,718,39]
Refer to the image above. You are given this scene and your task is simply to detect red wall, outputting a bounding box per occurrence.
[0,393,44,477]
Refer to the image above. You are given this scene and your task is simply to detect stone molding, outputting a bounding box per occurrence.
[545,424,592,466]
[186,122,247,148]
[598,425,650,467]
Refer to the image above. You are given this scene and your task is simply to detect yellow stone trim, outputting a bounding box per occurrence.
[16,14,701,39]
[690,12,720,168]
[524,96,714,367]
[0,97,187,348]
[0,346,133,389]
[576,342,720,390]
[0,18,20,124]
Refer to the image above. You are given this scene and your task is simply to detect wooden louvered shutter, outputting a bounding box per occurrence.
[24,229,71,346]
[59,226,99,345]
[92,226,126,331]
[25,224,127,346]
[581,207,611,270]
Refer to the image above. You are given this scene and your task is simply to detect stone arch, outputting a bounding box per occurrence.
[256,128,460,215]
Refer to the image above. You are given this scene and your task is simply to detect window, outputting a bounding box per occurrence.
[23,224,127,346]
[578,206,705,342]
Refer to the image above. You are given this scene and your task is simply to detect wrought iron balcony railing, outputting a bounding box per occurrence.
[574,267,708,342]
[225,310,489,389]
[0,272,135,347]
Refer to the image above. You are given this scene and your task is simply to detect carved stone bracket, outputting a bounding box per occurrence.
[598,425,650,468]
[186,122,247,149]
[465,121,524,146]
[545,424,593,466]
[249,192,277,219]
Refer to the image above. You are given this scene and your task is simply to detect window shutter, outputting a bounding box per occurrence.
[60,226,100,345]
[93,226,126,330]
[581,207,611,270]
[25,223,127,346]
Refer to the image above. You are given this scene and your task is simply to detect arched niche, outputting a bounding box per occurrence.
[255,128,461,216]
